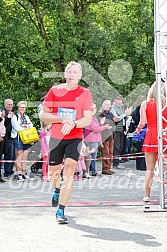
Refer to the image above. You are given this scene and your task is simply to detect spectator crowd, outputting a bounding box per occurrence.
[0,94,135,183]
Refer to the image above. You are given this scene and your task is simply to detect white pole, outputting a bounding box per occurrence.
[154,0,165,209]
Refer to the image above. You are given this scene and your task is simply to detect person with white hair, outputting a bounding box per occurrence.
[98,100,116,175]
[40,61,93,224]
[11,101,33,182]
[3,99,15,179]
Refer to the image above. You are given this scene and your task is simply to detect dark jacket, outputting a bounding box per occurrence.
[132,106,140,127]
[3,109,13,154]
[98,110,115,142]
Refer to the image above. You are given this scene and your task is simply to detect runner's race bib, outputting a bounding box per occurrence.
[57,107,76,120]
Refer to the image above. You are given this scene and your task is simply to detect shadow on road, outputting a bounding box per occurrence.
[68,216,161,247]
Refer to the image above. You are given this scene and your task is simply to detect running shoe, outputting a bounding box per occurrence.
[52,190,60,207]
[0,177,6,183]
[22,174,30,180]
[74,175,83,180]
[17,175,24,182]
[3,175,12,181]
[56,209,68,224]
[143,196,150,202]
[82,171,89,179]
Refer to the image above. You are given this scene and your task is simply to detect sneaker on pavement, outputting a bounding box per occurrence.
[22,174,30,180]
[0,177,6,183]
[52,190,60,207]
[74,174,79,180]
[82,171,88,179]
[3,176,10,181]
[56,209,68,224]
[102,170,115,175]
[143,196,150,202]
[74,175,83,180]
[92,173,97,176]
[17,175,24,182]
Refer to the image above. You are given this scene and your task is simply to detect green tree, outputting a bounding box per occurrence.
[0,0,155,115]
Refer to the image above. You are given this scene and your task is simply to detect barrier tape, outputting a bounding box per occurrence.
[84,155,145,161]
[0,152,145,163]
[158,154,167,165]
[159,154,167,161]
[157,179,167,185]
[0,160,47,163]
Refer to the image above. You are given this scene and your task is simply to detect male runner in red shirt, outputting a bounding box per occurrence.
[40,61,92,223]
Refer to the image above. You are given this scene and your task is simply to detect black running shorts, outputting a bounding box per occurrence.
[49,138,82,166]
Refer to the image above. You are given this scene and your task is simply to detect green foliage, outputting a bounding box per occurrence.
[0,0,155,121]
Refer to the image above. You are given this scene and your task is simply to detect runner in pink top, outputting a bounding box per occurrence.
[84,103,112,175]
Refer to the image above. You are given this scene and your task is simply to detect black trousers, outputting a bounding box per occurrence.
[136,140,146,171]
[113,131,124,166]
[0,139,4,177]
[4,139,15,176]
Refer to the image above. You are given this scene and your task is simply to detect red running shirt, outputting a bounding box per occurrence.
[42,84,92,140]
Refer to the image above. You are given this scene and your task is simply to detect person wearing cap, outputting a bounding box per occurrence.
[40,61,92,224]
[110,95,132,169]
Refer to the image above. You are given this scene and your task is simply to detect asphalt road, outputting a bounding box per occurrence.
[0,160,167,252]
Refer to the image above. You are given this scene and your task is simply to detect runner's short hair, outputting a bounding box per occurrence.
[65,61,82,73]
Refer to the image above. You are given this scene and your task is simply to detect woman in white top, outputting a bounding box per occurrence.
[11,101,33,181]
[0,110,6,182]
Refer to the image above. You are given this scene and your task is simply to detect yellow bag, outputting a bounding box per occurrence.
[19,127,39,144]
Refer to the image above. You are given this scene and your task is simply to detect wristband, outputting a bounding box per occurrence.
[74,121,77,128]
